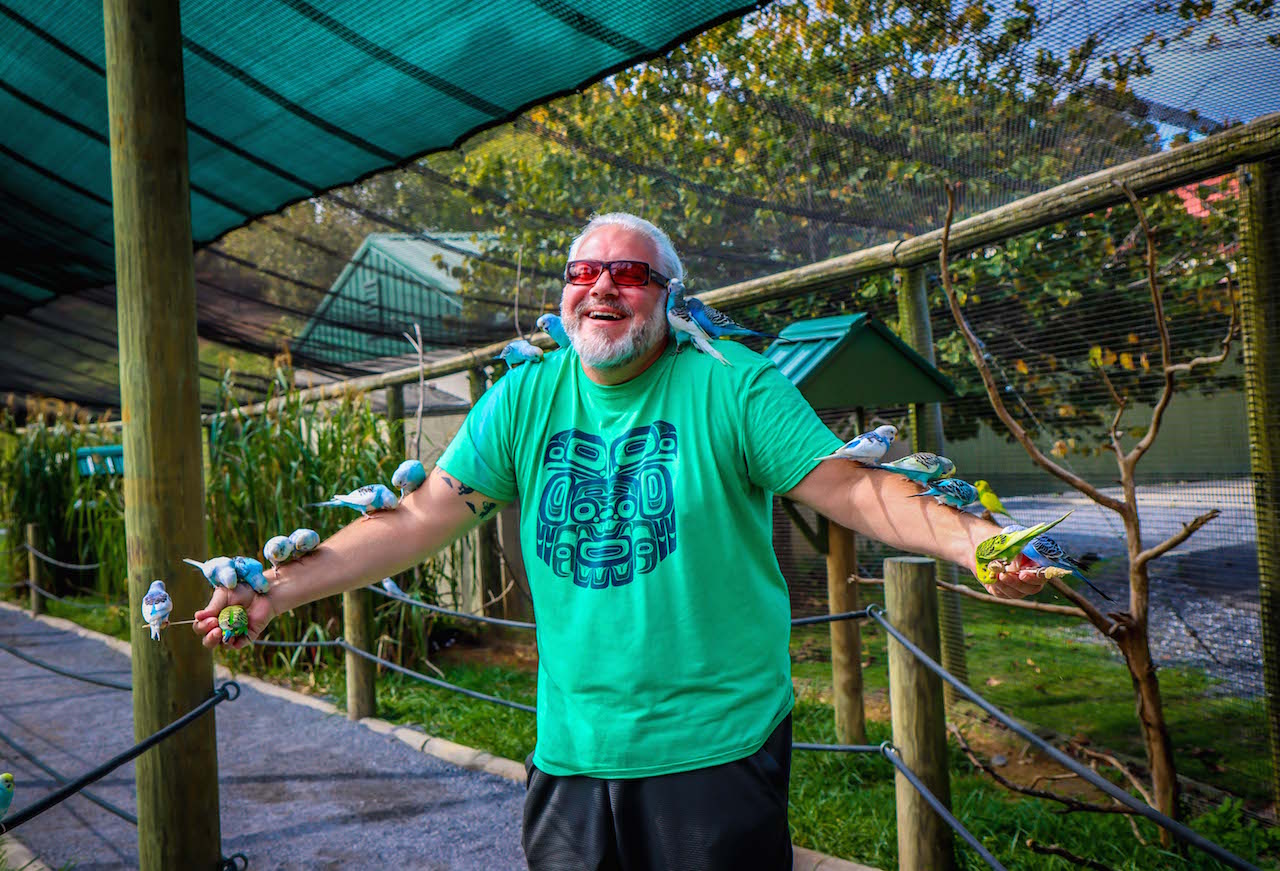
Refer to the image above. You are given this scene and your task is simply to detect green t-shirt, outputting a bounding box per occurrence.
[437,339,842,778]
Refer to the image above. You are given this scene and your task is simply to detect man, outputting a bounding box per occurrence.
[195,212,1047,870]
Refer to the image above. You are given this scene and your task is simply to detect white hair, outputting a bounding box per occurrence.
[566,212,684,283]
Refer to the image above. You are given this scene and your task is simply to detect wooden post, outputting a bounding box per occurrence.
[25,523,43,617]
[1240,158,1280,803]
[385,384,406,456]
[895,267,969,709]
[103,2,221,867]
[826,523,865,742]
[468,368,504,617]
[885,557,955,871]
[343,587,376,720]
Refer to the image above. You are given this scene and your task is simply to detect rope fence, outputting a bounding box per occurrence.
[22,543,100,571]
[0,680,239,836]
[0,642,131,691]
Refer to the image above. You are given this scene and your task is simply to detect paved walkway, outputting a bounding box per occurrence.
[0,603,874,871]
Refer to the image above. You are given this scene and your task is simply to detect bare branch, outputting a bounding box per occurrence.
[1135,509,1220,569]
[1046,577,1118,634]
[856,574,1092,619]
[1167,272,1240,375]
[1025,839,1119,871]
[1094,365,1129,456]
[938,183,1125,514]
[1114,182,1175,468]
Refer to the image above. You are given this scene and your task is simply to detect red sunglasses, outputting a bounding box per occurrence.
[564,259,671,288]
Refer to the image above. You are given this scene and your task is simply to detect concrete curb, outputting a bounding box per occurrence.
[0,834,54,871]
[0,601,880,871]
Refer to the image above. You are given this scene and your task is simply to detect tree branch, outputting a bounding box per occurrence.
[1167,273,1240,375]
[1025,839,1119,871]
[1045,577,1119,633]
[856,574,1091,619]
[938,183,1126,514]
[1135,509,1220,569]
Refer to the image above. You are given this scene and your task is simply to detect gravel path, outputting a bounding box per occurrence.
[0,605,527,870]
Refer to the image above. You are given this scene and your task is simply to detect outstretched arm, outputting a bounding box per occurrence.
[782,460,1046,599]
[194,468,507,648]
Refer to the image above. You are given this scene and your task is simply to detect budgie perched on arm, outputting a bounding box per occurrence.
[288,528,320,557]
[495,339,544,367]
[392,459,427,497]
[232,556,270,594]
[813,425,897,464]
[262,535,295,569]
[182,556,238,590]
[877,452,955,483]
[974,480,1016,521]
[309,484,399,519]
[909,478,979,509]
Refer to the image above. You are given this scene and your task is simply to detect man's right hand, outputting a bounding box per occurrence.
[193,581,278,650]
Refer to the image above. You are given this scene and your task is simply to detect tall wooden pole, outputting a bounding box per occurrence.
[1239,159,1280,803]
[103,2,221,868]
[885,557,955,871]
[825,522,865,742]
[895,266,968,708]
[25,523,43,617]
[343,587,376,720]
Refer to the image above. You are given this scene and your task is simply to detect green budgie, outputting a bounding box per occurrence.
[1,772,14,819]
[974,512,1072,586]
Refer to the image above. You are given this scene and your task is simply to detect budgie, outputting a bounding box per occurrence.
[182,556,237,590]
[910,477,979,509]
[232,556,270,594]
[974,480,1016,520]
[1003,524,1112,601]
[535,313,571,349]
[495,339,544,367]
[218,605,250,644]
[309,484,399,518]
[1,772,13,819]
[974,513,1072,586]
[877,452,956,483]
[666,280,729,365]
[686,296,782,341]
[288,528,320,557]
[814,425,897,464]
[381,577,406,597]
[392,459,427,497]
[262,535,295,569]
[141,580,172,641]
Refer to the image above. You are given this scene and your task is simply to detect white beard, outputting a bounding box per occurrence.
[562,299,669,370]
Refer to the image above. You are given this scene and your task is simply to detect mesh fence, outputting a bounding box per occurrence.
[3,0,1278,815]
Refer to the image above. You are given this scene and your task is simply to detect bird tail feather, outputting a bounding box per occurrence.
[182,558,203,569]
[693,335,730,365]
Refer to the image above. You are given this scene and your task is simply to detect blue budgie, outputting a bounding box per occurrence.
[1,772,13,819]
[687,296,782,341]
[262,535,295,569]
[814,425,897,464]
[666,280,729,365]
[392,459,427,497]
[232,556,270,594]
[309,484,399,518]
[141,580,173,641]
[535,313,571,349]
[288,528,320,557]
[182,556,238,590]
[910,477,979,509]
[1003,524,1112,601]
[381,577,406,597]
[495,339,544,367]
[877,452,956,483]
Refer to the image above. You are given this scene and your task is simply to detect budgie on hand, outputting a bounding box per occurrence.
[495,339,544,367]
[974,513,1073,587]
[141,580,172,641]
[288,528,320,557]
[392,459,427,497]
[814,425,896,464]
[910,477,979,509]
[535,313,571,349]
[686,296,783,341]
[877,452,956,483]
[263,535,295,569]
[309,484,399,519]
[182,556,238,590]
[232,556,270,594]
[1,772,13,819]
[1004,524,1112,601]
[666,280,729,366]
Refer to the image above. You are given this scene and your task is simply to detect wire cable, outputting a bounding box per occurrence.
[0,642,131,691]
[0,725,137,824]
[22,542,100,570]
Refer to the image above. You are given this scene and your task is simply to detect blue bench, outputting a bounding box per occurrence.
[75,445,124,477]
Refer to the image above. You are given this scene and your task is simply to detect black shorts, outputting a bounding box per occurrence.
[522,715,792,871]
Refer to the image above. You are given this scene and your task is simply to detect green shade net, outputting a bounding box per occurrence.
[0,0,760,306]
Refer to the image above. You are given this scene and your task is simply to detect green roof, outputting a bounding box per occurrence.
[765,314,955,410]
[294,232,486,364]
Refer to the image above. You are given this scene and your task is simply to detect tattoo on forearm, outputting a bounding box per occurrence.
[464,500,498,518]
[441,474,454,490]
[440,473,475,496]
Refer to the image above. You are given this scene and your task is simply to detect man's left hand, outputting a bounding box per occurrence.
[982,553,1049,599]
